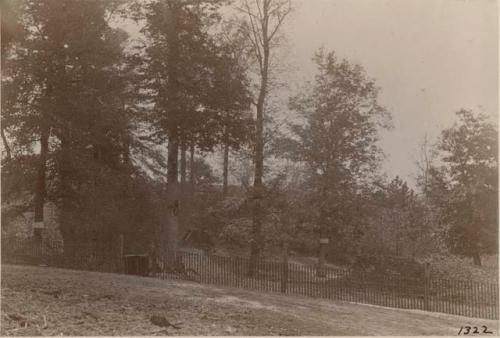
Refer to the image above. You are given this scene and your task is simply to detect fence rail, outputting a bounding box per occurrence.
[1,238,498,320]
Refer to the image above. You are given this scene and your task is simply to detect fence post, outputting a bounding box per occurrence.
[118,234,124,273]
[281,242,288,293]
[424,262,430,311]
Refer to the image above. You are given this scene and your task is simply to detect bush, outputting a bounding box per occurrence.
[352,255,425,279]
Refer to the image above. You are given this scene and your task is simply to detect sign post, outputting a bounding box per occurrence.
[317,237,329,277]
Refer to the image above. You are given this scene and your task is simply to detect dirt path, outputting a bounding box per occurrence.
[1,264,498,336]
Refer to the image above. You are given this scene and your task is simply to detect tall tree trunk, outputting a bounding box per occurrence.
[248,77,267,275]
[180,137,187,190]
[34,121,49,242]
[1,126,12,162]
[222,140,229,199]
[166,133,180,256]
[163,0,181,260]
[248,39,269,276]
[317,184,328,277]
[123,135,130,166]
[34,77,52,242]
[242,0,292,274]
[189,141,195,193]
[59,134,76,256]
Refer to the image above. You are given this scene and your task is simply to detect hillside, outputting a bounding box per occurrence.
[1,264,497,336]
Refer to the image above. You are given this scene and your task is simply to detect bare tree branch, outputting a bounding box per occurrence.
[267,0,291,42]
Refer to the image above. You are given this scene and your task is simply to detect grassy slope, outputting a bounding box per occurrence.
[1,264,498,336]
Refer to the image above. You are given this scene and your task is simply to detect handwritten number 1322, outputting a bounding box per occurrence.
[458,326,493,335]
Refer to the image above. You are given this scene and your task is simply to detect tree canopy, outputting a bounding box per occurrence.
[433,110,498,265]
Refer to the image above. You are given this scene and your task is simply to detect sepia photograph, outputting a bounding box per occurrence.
[0,0,498,336]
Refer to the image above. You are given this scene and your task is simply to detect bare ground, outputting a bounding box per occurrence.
[1,264,498,336]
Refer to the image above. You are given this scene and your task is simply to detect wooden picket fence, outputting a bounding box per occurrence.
[1,237,498,320]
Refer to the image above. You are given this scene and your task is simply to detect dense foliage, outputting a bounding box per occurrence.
[426,110,498,266]
[1,1,496,271]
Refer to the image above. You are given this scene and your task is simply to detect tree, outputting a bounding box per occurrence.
[205,38,253,198]
[360,177,440,258]
[2,0,139,251]
[415,133,439,196]
[2,0,64,241]
[435,110,498,266]
[133,0,226,257]
[285,49,391,273]
[236,0,292,275]
[2,0,44,239]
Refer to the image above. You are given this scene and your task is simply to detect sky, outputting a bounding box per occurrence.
[281,0,498,186]
[117,0,498,187]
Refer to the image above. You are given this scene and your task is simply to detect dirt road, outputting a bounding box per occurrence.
[1,264,497,335]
